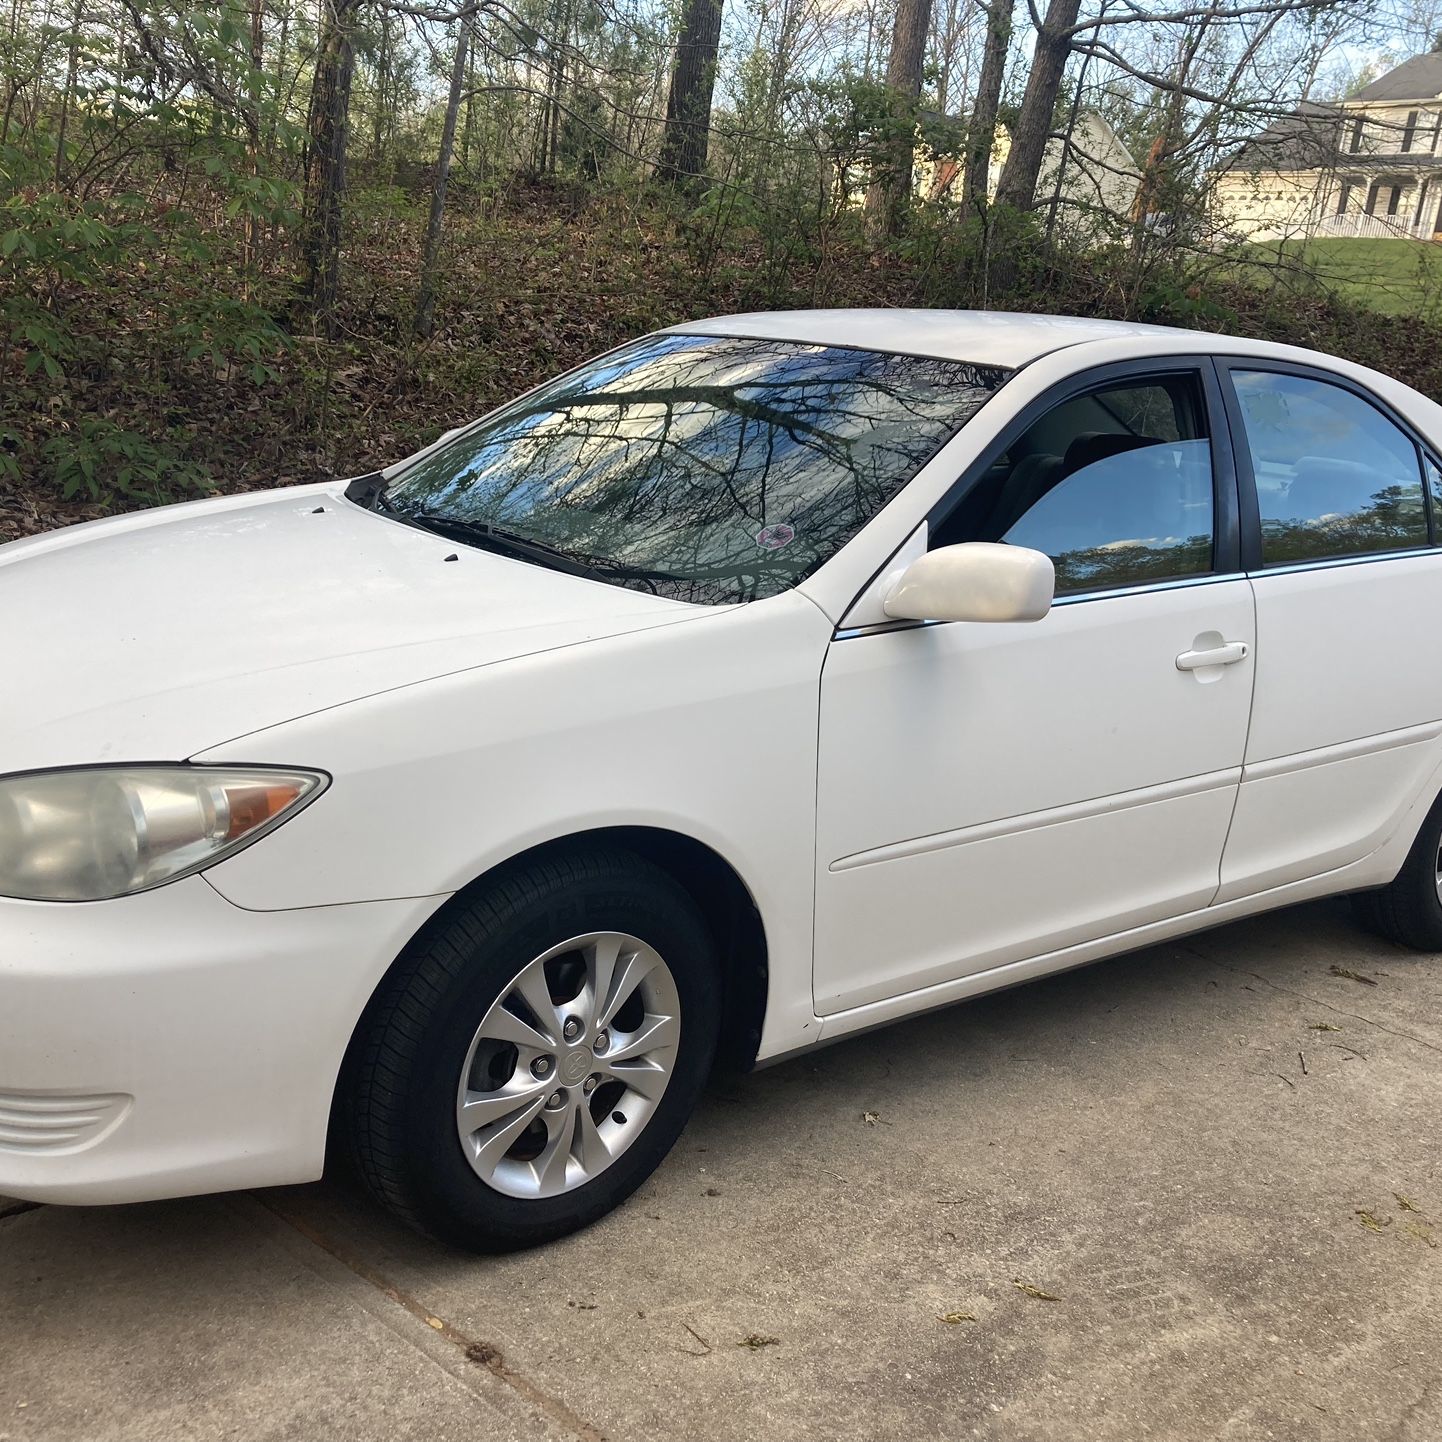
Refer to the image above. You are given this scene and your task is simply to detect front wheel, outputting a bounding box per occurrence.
[348,849,721,1250]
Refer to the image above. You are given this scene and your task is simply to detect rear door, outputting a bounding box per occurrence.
[1216,361,1442,900]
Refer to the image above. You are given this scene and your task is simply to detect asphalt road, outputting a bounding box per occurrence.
[3,896,1440,1442]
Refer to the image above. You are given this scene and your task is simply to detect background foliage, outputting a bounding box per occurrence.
[3,0,1441,541]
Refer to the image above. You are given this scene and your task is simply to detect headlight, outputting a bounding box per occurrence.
[0,766,327,901]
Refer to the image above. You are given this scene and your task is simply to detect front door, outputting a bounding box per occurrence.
[813,362,1257,1016]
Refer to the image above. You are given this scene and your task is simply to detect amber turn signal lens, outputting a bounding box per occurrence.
[222,783,310,841]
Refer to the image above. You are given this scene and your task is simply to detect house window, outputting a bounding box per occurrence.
[1403,110,1419,152]
[1387,185,1403,216]
[1349,117,1364,152]
[1335,182,1353,216]
[1365,181,1381,215]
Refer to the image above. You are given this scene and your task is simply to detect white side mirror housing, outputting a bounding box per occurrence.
[883,542,1054,624]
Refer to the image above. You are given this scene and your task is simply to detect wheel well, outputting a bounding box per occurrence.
[333,827,769,1154]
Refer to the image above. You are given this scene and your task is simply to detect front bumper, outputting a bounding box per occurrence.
[0,877,444,1204]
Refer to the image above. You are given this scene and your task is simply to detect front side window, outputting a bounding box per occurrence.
[1229,370,1428,565]
[384,334,1006,605]
[935,374,1215,595]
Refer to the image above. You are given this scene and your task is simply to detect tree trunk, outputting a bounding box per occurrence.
[269,6,289,159]
[654,0,724,188]
[993,0,1080,212]
[961,0,1010,212]
[461,23,477,170]
[243,0,265,290]
[863,0,931,239]
[53,0,82,189]
[413,20,470,338]
[301,0,358,332]
[371,13,388,163]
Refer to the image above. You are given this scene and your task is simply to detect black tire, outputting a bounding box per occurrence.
[348,847,720,1251]
[1352,788,1442,951]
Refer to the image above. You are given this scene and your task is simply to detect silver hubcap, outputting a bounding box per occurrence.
[455,932,681,1199]
[1435,841,1442,905]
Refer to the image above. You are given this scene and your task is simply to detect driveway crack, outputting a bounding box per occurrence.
[251,1193,608,1442]
[1202,955,1442,1056]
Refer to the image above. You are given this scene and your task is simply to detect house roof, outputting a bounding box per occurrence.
[1351,53,1442,103]
[1227,102,1341,172]
[665,309,1208,369]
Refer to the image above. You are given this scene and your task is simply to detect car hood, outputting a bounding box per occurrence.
[1,484,705,771]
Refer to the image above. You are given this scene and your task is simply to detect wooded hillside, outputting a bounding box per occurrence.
[3,0,1441,542]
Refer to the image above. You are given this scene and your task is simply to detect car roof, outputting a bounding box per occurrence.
[663,308,1218,370]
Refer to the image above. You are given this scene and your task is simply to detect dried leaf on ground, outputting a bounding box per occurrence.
[1329,966,1377,986]
[938,1311,978,1324]
[737,1333,780,1349]
[1308,1022,1343,1032]
[1013,1280,1062,1301]
[1395,1193,1421,1212]
[1356,1209,1391,1233]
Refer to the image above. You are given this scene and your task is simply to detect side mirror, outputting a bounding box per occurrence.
[883,542,1054,624]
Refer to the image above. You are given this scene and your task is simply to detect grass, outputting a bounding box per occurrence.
[1243,237,1442,318]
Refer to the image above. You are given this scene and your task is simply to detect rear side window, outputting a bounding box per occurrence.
[1230,370,1428,565]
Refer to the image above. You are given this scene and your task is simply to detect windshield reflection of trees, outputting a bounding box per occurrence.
[392,336,1006,605]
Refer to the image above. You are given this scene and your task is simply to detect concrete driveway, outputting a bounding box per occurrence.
[3,897,1440,1442]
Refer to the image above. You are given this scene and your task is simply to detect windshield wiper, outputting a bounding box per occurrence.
[391,509,683,588]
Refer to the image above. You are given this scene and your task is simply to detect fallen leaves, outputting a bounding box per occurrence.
[1012,1280,1062,1301]
[1356,1195,1436,1244]
[1329,965,1377,986]
[938,1311,978,1324]
[1403,1220,1438,1249]
[1308,1021,1343,1032]
[737,1333,780,1349]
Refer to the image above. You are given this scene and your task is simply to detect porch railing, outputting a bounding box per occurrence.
[1316,211,1437,240]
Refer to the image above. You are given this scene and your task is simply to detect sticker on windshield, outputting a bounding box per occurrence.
[755,523,795,551]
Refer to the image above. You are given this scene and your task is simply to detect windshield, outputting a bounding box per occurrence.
[383,333,1008,605]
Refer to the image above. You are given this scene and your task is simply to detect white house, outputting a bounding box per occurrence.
[1214,53,1442,242]
[916,111,1141,236]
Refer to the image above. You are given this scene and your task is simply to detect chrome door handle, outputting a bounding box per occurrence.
[1176,641,1249,671]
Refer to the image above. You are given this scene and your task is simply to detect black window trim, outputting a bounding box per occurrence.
[1214,356,1436,574]
[919,355,1241,604]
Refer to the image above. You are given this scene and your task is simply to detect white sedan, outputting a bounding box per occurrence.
[5,310,1442,1249]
